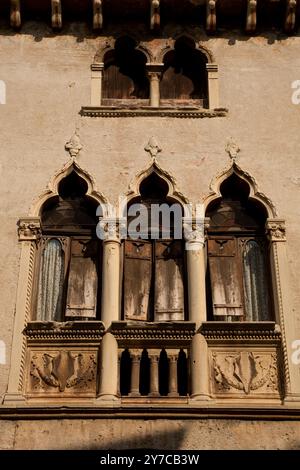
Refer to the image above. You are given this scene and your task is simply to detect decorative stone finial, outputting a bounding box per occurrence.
[65,131,83,159]
[144,136,162,159]
[225,138,240,160]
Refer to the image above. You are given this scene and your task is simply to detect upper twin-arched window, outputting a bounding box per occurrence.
[102,36,209,107]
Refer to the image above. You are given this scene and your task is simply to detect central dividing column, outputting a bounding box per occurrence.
[146,63,163,107]
[129,350,142,397]
[148,349,160,397]
[98,222,121,401]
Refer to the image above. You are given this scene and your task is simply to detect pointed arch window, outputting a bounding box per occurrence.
[122,172,187,322]
[205,174,273,322]
[33,171,102,321]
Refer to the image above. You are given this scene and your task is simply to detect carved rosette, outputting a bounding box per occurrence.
[212,350,280,396]
[18,218,41,241]
[266,219,286,242]
[28,350,97,396]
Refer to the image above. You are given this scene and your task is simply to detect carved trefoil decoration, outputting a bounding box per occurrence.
[246,0,257,32]
[65,131,83,159]
[51,0,62,30]
[225,138,240,160]
[29,350,97,395]
[144,136,162,160]
[93,0,103,30]
[285,0,297,33]
[212,351,279,395]
[10,0,21,28]
[206,0,217,32]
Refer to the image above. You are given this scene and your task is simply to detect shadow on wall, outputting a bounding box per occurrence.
[85,426,186,451]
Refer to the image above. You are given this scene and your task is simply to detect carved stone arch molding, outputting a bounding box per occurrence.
[122,159,189,214]
[157,35,215,64]
[93,36,154,64]
[203,161,277,218]
[29,159,108,218]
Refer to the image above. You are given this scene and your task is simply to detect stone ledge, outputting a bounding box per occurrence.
[200,322,281,344]
[80,106,228,118]
[25,321,105,343]
[1,403,300,420]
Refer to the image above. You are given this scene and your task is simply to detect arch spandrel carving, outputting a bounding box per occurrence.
[94,36,154,63]
[203,161,277,219]
[29,159,108,218]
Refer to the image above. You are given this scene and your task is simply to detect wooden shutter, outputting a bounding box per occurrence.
[123,240,152,321]
[154,240,185,322]
[65,239,98,319]
[208,237,244,320]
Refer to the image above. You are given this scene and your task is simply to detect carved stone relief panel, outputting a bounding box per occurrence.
[26,348,98,397]
[210,348,281,399]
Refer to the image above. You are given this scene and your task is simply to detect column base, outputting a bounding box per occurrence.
[2,392,27,405]
[189,393,211,402]
[149,392,160,397]
[96,394,120,402]
[168,392,179,398]
[129,392,141,397]
[284,393,300,404]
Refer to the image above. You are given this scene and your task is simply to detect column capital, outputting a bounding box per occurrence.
[146,63,164,74]
[183,217,205,249]
[18,217,41,241]
[266,218,286,242]
[98,217,126,243]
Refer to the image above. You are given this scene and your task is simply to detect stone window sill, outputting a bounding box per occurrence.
[80,106,228,118]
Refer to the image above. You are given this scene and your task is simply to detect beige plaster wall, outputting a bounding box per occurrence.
[0,418,300,450]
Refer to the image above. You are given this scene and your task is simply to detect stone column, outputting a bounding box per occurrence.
[148,349,160,397]
[91,62,104,107]
[98,332,119,401]
[267,219,300,403]
[146,63,163,107]
[206,63,219,110]
[168,351,179,397]
[129,350,142,397]
[184,218,207,327]
[100,224,121,328]
[190,333,210,401]
[3,218,41,404]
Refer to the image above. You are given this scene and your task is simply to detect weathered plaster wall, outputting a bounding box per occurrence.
[0,25,300,447]
[0,419,300,450]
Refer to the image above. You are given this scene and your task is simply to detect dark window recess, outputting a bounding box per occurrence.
[160,36,208,107]
[102,36,149,103]
[35,171,101,322]
[206,174,272,322]
[122,172,186,322]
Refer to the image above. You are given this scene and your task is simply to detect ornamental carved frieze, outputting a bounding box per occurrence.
[212,350,279,395]
[18,218,41,241]
[28,350,97,395]
[266,219,286,242]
